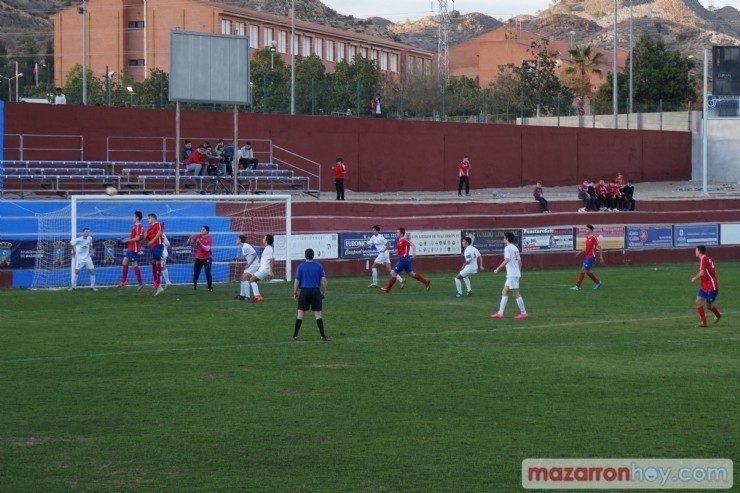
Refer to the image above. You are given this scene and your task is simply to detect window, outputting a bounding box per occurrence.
[303,36,311,56]
[360,47,368,59]
[337,42,346,62]
[127,21,144,29]
[380,52,388,71]
[293,34,299,55]
[390,53,398,73]
[264,27,274,48]
[279,31,287,53]
[407,56,415,74]
[348,45,356,62]
[370,49,378,62]
[128,59,145,67]
[221,19,232,35]
[416,58,423,74]
[326,40,334,62]
[250,25,259,48]
[315,38,323,59]
[235,22,245,36]
[425,59,432,75]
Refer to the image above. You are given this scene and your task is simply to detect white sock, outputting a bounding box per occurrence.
[89,274,95,288]
[162,267,171,284]
[498,295,509,315]
[72,274,78,288]
[463,277,471,292]
[372,268,378,284]
[516,296,527,314]
[454,277,462,295]
[397,274,404,283]
[251,282,260,297]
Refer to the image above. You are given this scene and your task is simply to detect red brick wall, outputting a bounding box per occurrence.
[3,103,691,192]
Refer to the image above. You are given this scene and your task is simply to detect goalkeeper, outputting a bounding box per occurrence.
[188,225,214,292]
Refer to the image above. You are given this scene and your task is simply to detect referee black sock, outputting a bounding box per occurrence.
[316,318,325,337]
[294,319,302,337]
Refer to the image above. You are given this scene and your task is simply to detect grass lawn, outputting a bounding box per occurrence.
[1,262,738,492]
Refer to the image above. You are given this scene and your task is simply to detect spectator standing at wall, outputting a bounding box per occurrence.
[332,157,346,201]
[622,180,636,211]
[54,88,66,105]
[238,141,259,170]
[458,155,471,197]
[371,94,382,118]
[533,181,550,213]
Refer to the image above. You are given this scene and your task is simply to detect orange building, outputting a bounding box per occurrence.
[52,0,434,86]
[449,26,628,90]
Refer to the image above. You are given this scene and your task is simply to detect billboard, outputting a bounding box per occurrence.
[410,230,461,256]
[626,226,673,249]
[274,234,339,261]
[339,232,398,259]
[712,46,740,97]
[521,227,574,252]
[674,224,719,247]
[461,229,520,254]
[575,226,625,250]
[169,31,251,104]
[720,223,740,245]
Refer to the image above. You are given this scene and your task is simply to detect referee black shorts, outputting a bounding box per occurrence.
[297,288,323,311]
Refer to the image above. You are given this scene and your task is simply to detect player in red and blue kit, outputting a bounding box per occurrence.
[119,210,144,290]
[381,227,431,293]
[571,224,604,291]
[691,245,721,327]
[146,213,165,295]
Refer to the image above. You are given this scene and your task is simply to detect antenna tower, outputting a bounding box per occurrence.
[437,0,450,84]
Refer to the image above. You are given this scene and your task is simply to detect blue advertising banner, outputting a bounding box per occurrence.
[673,224,719,247]
[626,226,673,248]
[340,232,398,259]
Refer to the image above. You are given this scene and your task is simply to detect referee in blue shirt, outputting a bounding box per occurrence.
[293,248,329,341]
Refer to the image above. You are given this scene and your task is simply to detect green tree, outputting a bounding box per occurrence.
[594,34,697,113]
[563,44,603,114]
[330,55,381,116]
[293,54,327,115]
[446,75,482,117]
[62,64,105,105]
[250,48,290,113]
[484,66,521,123]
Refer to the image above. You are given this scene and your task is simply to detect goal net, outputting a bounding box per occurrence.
[30,194,291,289]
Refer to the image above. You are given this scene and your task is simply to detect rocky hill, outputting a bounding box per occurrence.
[1,0,739,64]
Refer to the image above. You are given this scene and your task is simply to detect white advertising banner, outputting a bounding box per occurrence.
[406,230,461,256]
[720,223,740,245]
[274,233,339,260]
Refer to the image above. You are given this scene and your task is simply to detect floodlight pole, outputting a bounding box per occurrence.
[701,48,709,197]
[175,101,181,195]
[628,0,633,125]
[81,0,88,105]
[290,0,295,115]
[613,0,618,129]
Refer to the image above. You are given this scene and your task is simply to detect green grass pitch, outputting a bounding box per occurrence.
[1,262,738,492]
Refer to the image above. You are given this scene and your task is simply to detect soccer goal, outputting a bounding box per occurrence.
[30,194,292,289]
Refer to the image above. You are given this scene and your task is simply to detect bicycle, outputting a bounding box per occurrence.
[203,174,248,195]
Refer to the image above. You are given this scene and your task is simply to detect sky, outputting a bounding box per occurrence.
[319,0,739,23]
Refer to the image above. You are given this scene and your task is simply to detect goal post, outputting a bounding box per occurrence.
[32,194,291,289]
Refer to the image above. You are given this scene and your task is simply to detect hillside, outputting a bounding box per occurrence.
[1,0,739,66]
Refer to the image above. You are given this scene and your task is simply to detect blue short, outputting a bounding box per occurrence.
[124,251,140,263]
[150,244,164,261]
[394,257,413,274]
[582,257,597,270]
[697,289,719,303]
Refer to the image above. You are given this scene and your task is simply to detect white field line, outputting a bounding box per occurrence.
[0,312,737,365]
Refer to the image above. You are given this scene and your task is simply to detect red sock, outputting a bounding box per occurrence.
[588,272,600,284]
[709,306,721,318]
[134,266,143,284]
[121,265,129,282]
[151,263,158,286]
[576,273,585,287]
[386,276,397,291]
[412,273,429,284]
[697,307,707,325]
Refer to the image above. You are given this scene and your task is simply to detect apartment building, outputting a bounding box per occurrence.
[52,0,434,85]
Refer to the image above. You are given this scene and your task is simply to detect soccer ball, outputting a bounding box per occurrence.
[105,186,118,196]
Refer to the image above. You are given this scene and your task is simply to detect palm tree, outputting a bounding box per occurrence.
[564,45,603,114]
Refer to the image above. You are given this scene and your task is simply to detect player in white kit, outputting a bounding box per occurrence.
[159,231,172,288]
[454,236,483,297]
[236,234,260,301]
[245,234,274,302]
[69,228,97,291]
[363,225,404,288]
[490,232,528,319]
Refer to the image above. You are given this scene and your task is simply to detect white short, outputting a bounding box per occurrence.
[458,265,478,278]
[162,248,169,261]
[75,257,94,271]
[374,252,390,265]
[243,263,259,275]
[504,276,520,290]
[252,266,271,281]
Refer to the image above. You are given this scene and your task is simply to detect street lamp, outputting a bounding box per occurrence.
[0,73,23,102]
[269,40,277,69]
[569,30,575,49]
[79,0,87,105]
[126,85,135,107]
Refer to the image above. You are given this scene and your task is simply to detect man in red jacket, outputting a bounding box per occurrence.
[188,225,214,292]
[332,157,346,201]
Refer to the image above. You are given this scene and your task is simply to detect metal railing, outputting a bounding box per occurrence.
[271,144,321,199]
[2,134,84,160]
